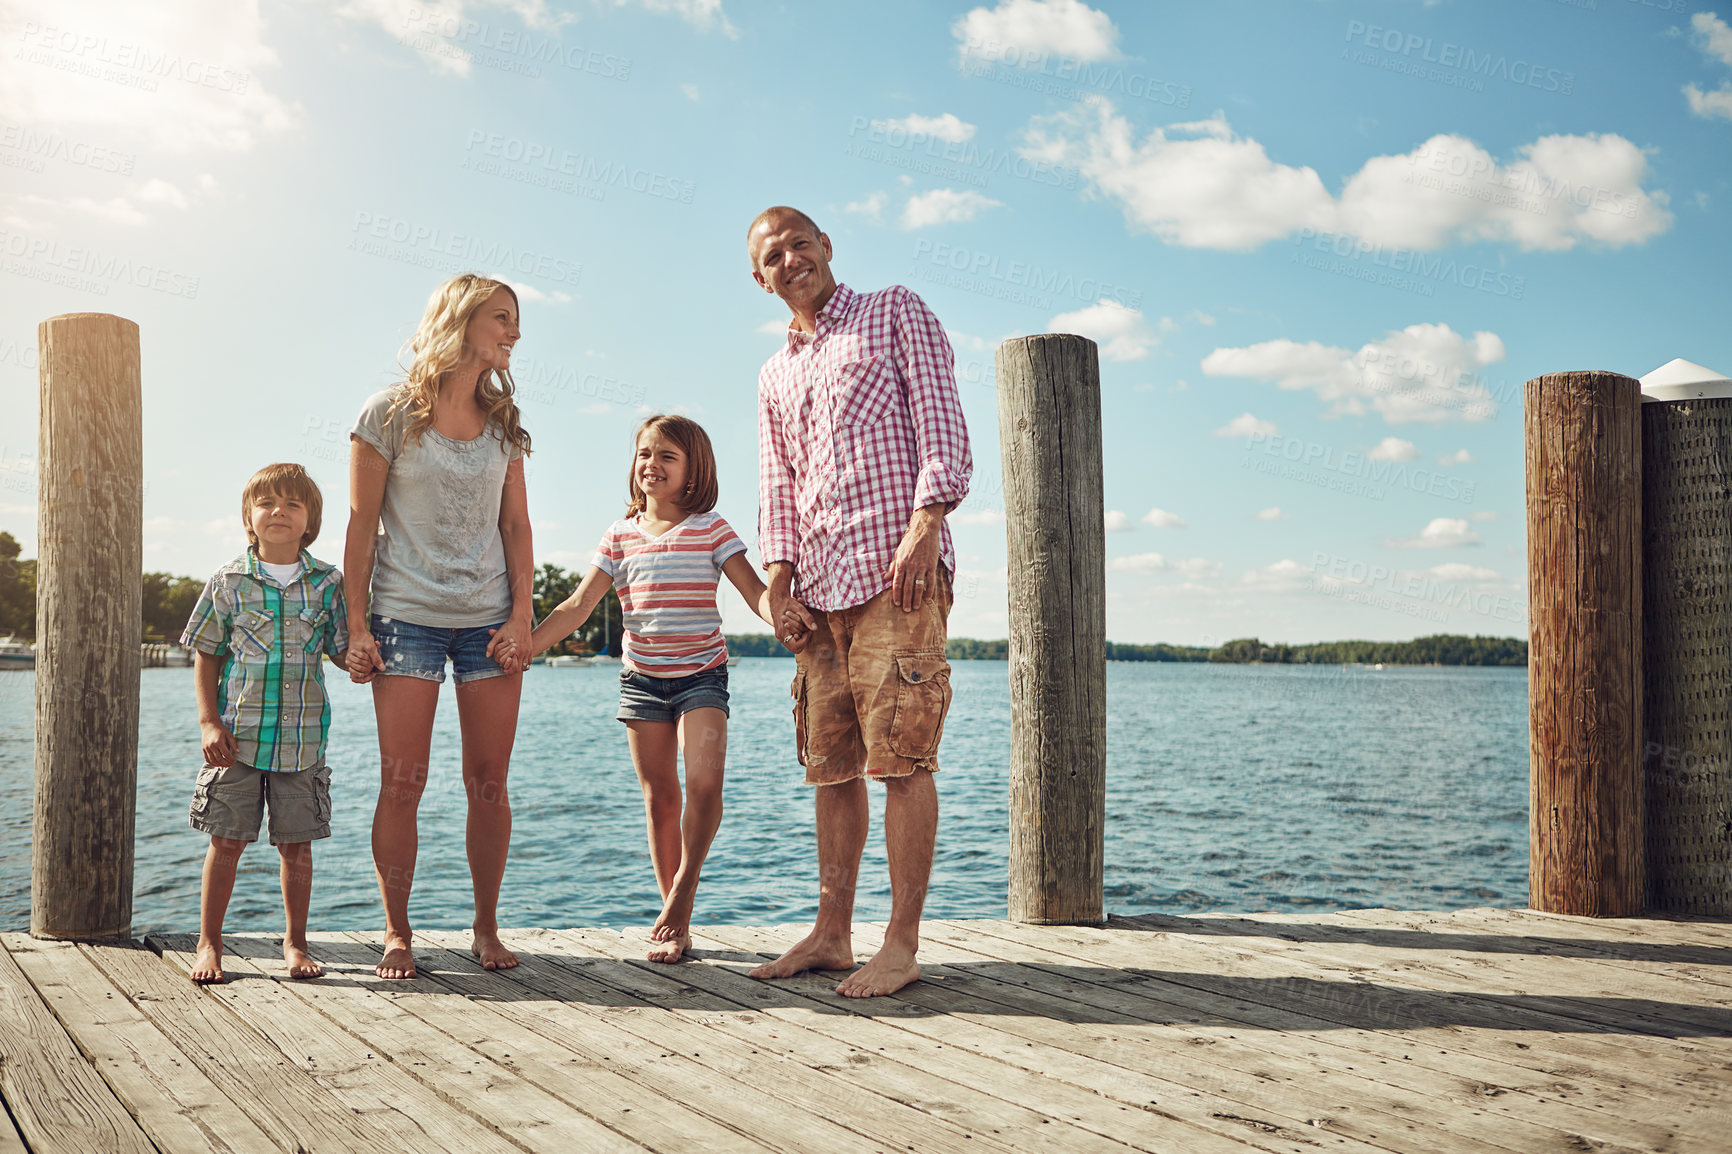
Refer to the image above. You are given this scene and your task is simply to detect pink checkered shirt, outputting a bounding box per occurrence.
[757,282,972,612]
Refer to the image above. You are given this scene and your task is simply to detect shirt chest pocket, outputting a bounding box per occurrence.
[229,610,275,659]
[284,608,329,654]
[834,356,900,428]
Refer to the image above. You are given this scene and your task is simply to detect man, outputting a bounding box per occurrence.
[747,205,971,998]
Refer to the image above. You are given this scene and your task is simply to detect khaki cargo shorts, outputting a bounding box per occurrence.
[791,570,954,786]
[189,762,332,845]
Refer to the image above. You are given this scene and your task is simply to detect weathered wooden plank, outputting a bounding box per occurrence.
[0,1105,26,1154]
[0,935,155,1154]
[7,935,278,1154]
[696,923,1400,1154]
[538,926,1153,1154]
[919,919,1692,1151]
[404,928,1033,1154]
[210,932,652,1154]
[1107,915,1732,1111]
[79,932,411,1153]
[847,922,1626,1154]
[550,926,1277,1154]
[149,933,526,1154]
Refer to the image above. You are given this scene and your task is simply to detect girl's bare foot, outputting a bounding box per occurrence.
[471,930,519,971]
[376,934,417,979]
[647,928,691,963]
[650,884,696,943]
[283,938,323,979]
[191,937,224,983]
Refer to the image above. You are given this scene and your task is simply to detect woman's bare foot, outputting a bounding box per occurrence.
[747,930,854,980]
[647,929,691,963]
[191,937,224,983]
[471,930,519,971]
[835,942,920,998]
[650,884,696,943]
[283,938,323,979]
[376,934,417,979]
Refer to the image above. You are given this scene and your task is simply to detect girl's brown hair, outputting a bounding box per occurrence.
[241,463,322,549]
[390,273,532,457]
[627,415,718,516]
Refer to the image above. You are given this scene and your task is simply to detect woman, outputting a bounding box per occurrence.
[345,273,533,979]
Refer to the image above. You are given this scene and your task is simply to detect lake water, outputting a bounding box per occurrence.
[0,660,1530,936]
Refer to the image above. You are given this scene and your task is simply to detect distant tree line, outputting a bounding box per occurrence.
[1203,635,1527,666]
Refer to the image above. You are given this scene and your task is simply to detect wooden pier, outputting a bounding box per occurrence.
[3,906,1729,1153]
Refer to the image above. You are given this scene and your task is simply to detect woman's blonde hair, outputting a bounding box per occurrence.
[627,415,718,516]
[389,273,532,455]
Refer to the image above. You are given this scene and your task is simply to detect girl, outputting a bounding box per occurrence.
[345,273,534,980]
[528,415,804,962]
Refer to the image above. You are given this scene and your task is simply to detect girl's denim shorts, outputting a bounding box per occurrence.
[371,614,513,684]
[617,665,730,723]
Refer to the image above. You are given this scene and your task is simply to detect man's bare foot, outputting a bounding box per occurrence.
[191,937,224,984]
[651,884,696,943]
[376,934,417,979]
[647,929,691,963]
[836,943,920,998]
[471,930,519,971]
[747,931,854,980]
[283,938,323,979]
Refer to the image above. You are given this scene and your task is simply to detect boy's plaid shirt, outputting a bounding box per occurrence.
[181,549,349,771]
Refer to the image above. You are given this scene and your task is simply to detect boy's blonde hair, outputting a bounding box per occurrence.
[241,463,322,549]
[390,273,532,456]
[627,415,718,516]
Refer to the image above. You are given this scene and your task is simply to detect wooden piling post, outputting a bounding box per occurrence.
[32,313,142,941]
[1524,370,1643,917]
[1639,375,1732,916]
[996,334,1106,925]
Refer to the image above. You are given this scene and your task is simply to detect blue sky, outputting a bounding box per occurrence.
[1,0,1726,645]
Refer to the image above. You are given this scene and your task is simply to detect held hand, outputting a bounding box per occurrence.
[887,512,942,613]
[200,720,237,768]
[769,583,817,650]
[487,617,532,673]
[347,630,384,684]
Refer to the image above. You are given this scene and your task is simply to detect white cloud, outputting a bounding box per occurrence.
[1254,506,1285,521]
[1020,103,1673,252]
[1439,448,1475,465]
[680,83,700,101]
[0,0,297,152]
[1470,510,1497,522]
[1240,558,1311,591]
[757,318,791,336]
[1694,11,1732,66]
[505,281,571,304]
[873,113,975,144]
[19,193,147,227]
[1104,509,1131,532]
[1187,310,1216,326]
[621,0,738,36]
[1686,82,1732,120]
[899,188,1004,229]
[1428,563,1499,582]
[1392,517,1481,548]
[1201,322,1506,424]
[845,191,888,224]
[953,0,1118,65]
[136,179,188,208]
[952,508,1004,526]
[1109,552,1167,574]
[1213,412,1277,438]
[1141,507,1186,529]
[1368,437,1418,462]
[1047,300,1155,361]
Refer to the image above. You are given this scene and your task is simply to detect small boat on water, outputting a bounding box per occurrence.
[0,636,35,671]
[727,654,741,667]
[546,654,594,668]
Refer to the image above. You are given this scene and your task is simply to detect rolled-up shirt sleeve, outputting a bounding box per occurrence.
[894,288,972,512]
[180,574,232,656]
[757,378,800,568]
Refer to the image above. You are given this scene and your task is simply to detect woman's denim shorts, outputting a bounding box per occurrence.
[371,614,513,684]
[617,665,730,723]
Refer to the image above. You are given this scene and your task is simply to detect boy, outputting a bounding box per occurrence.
[180,463,348,983]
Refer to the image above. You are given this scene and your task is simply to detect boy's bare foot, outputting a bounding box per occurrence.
[376,934,417,979]
[283,938,323,979]
[836,943,920,999]
[748,931,854,980]
[191,938,224,984]
[647,928,691,963]
[471,930,519,971]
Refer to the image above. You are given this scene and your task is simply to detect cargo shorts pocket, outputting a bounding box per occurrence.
[312,764,332,825]
[791,670,810,767]
[888,651,951,759]
[189,764,219,821]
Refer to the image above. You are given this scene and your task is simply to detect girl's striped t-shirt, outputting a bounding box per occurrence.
[592,511,748,677]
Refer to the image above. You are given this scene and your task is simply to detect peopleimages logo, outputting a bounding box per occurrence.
[910,240,1142,309]
[348,212,582,287]
[844,118,1078,190]
[1292,229,1526,300]
[1343,21,1575,95]
[1245,432,1477,503]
